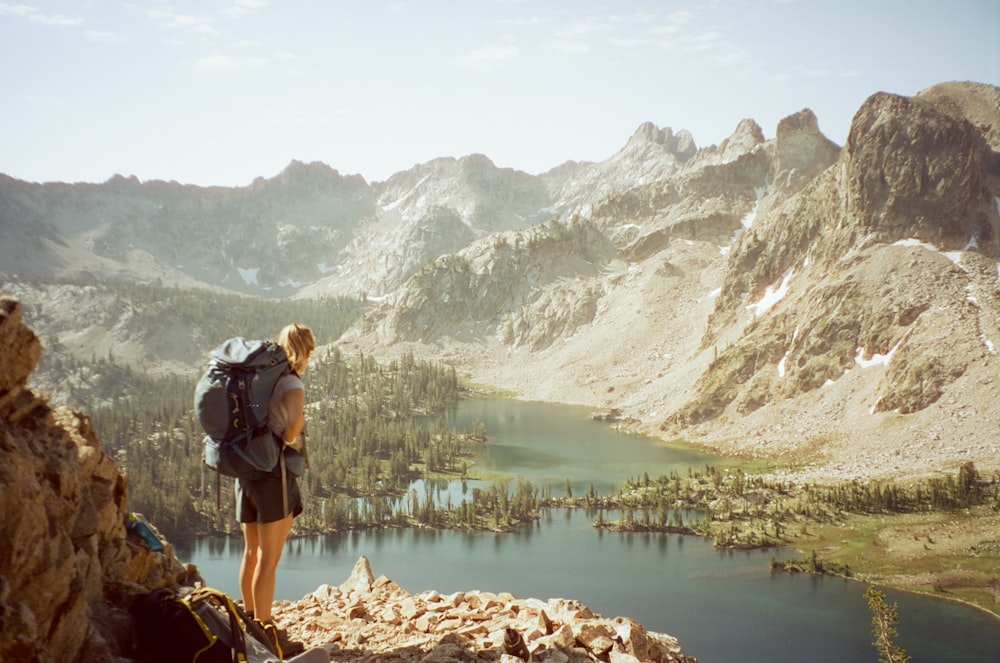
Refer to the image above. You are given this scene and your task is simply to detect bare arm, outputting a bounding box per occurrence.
[281,387,306,444]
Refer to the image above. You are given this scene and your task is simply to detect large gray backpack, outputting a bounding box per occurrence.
[194,338,290,481]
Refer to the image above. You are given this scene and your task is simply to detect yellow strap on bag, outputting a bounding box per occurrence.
[184,587,251,663]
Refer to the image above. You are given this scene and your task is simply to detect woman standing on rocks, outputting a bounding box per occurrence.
[237,323,314,656]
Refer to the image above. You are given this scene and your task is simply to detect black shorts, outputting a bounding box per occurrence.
[235,473,303,524]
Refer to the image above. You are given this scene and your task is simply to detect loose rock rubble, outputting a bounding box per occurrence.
[274,556,695,663]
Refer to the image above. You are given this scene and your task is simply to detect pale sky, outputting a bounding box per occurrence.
[2,1,998,187]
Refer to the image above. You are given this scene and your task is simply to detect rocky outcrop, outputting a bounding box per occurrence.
[768,108,841,194]
[840,88,1000,255]
[715,119,765,164]
[659,82,1000,464]
[625,123,697,163]
[347,83,999,482]
[277,556,695,663]
[0,295,195,662]
[917,81,1000,153]
[359,218,615,347]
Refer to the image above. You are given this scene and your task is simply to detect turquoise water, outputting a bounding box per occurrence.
[176,399,1000,662]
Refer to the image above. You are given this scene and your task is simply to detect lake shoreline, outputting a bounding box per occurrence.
[177,397,1000,662]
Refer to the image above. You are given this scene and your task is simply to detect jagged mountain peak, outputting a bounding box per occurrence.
[275,158,349,180]
[715,118,765,162]
[774,107,822,135]
[252,159,370,194]
[373,152,538,205]
[104,173,143,187]
[539,122,704,220]
[768,107,840,191]
[369,151,551,231]
[457,152,500,171]
[626,122,698,161]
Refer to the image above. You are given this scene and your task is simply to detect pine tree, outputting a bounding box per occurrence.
[865,586,910,663]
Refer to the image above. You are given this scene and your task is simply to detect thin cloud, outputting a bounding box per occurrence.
[222,0,269,18]
[652,10,696,35]
[0,3,83,26]
[797,65,862,79]
[147,9,216,34]
[608,36,649,48]
[652,25,680,36]
[195,54,239,72]
[85,29,126,43]
[683,30,722,52]
[547,20,608,56]
[194,51,289,73]
[714,48,752,67]
[768,66,863,83]
[553,21,606,39]
[499,16,544,26]
[548,39,589,55]
[170,14,216,34]
[458,44,520,66]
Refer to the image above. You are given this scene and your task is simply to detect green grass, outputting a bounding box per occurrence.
[786,509,1000,618]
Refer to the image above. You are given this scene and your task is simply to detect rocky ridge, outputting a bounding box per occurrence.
[2,81,999,487]
[0,294,694,662]
[343,82,1000,483]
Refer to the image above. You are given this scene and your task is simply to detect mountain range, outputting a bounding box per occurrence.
[2,80,998,482]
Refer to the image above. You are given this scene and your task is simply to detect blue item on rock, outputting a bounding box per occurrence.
[126,513,164,552]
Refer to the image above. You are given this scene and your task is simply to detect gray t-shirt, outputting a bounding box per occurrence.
[268,373,304,444]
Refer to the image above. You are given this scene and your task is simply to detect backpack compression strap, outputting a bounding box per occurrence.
[280,450,288,519]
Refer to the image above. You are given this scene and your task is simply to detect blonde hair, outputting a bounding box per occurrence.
[277,323,315,374]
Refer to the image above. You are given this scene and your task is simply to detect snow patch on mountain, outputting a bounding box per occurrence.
[748,267,794,317]
[855,343,899,368]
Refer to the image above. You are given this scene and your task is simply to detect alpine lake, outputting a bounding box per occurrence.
[176,398,1000,662]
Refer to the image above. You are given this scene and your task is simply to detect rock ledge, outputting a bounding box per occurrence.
[275,556,695,663]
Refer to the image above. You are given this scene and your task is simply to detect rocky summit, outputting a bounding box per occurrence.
[0,297,694,662]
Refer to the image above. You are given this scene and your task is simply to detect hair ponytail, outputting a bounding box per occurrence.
[278,323,315,374]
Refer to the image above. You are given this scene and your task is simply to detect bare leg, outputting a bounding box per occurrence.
[239,522,260,614]
[251,512,293,621]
